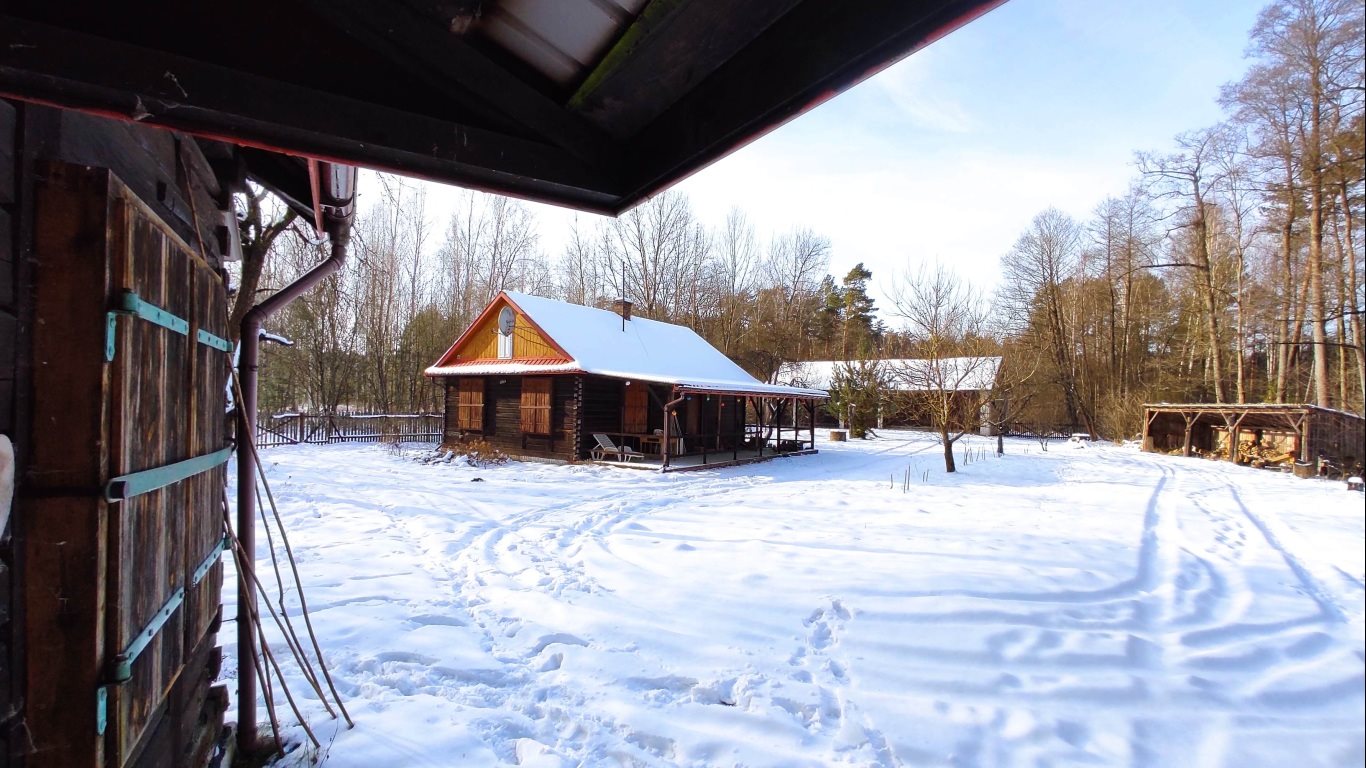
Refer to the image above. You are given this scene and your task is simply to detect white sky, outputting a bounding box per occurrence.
[363,0,1268,308]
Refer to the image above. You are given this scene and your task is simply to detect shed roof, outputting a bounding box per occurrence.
[778,358,1001,392]
[428,292,827,399]
[0,0,1004,214]
[1142,402,1365,431]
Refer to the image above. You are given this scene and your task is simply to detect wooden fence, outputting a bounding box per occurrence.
[255,413,443,448]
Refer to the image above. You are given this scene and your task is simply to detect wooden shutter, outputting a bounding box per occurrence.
[624,383,648,433]
[520,378,552,434]
[457,378,484,431]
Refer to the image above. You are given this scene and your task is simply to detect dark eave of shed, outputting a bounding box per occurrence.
[0,0,1004,215]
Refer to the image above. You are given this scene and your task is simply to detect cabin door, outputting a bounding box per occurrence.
[26,164,229,767]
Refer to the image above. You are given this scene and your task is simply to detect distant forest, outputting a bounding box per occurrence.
[239,0,1364,440]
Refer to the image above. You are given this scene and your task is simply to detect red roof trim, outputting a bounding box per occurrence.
[440,357,569,368]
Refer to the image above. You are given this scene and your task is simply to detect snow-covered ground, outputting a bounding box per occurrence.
[221,431,1366,767]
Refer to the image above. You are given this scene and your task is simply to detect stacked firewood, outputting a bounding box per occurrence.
[1239,442,1293,468]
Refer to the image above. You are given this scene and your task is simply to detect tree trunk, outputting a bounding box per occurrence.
[941,428,956,473]
[1341,181,1366,409]
[1193,198,1226,402]
[1274,159,1298,403]
[1309,180,1330,407]
[1307,51,1330,408]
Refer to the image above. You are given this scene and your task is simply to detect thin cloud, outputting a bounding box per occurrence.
[872,52,980,134]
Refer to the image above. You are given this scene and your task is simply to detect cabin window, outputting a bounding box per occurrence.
[520,378,552,434]
[624,383,648,433]
[457,378,484,431]
[497,306,515,359]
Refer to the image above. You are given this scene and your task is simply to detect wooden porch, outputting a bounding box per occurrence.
[591,446,820,472]
[594,389,824,472]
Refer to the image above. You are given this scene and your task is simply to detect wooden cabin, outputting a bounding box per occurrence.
[426,293,827,470]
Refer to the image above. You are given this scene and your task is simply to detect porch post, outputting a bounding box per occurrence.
[757,397,765,457]
[733,396,739,461]
[662,387,683,470]
[701,395,708,466]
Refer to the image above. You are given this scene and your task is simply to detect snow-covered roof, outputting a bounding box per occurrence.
[427,292,826,399]
[776,358,1001,392]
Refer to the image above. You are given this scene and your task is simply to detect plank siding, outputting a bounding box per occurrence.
[456,299,565,362]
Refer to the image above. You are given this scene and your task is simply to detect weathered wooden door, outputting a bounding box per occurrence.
[27,163,229,767]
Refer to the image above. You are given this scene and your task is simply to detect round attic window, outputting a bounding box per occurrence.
[498,307,515,336]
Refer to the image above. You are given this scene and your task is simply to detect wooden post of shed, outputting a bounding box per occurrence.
[1285,413,1307,464]
[1224,412,1246,463]
[1141,407,1153,452]
[1182,411,1196,457]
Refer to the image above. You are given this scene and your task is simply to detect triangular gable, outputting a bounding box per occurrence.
[430,293,571,368]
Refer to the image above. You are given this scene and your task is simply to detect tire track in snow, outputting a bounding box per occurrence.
[1220,476,1350,623]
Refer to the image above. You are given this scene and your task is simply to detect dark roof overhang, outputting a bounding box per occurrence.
[0,0,1005,215]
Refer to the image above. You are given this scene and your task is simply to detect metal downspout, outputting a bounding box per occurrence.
[237,162,353,754]
[661,389,686,471]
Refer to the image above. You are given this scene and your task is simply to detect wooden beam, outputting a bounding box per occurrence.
[0,17,625,213]
[313,0,617,166]
[569,0,803,139]
[24,163,113,768]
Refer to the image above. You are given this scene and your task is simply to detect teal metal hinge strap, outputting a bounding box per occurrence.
[96,685,107,735]
[104,290,190,361]
[196,328,233,353]
[191,536,229,586]
[108,587,185,684]
[105,446,233,503]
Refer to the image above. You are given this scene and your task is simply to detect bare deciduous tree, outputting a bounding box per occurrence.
[890,264,999,472]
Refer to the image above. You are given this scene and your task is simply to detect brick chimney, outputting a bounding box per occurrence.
[611,299,633,322]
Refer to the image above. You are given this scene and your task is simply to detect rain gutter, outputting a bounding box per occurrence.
[660,388,686,471]
[236,160,355,754]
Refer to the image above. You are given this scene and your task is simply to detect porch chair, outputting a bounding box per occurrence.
[591,433,644,462]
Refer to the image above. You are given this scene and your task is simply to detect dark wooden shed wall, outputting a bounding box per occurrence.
[0,96,24,768]
[2,104,231,768]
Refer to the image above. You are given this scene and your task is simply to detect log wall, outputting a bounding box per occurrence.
[443,375,580,461]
